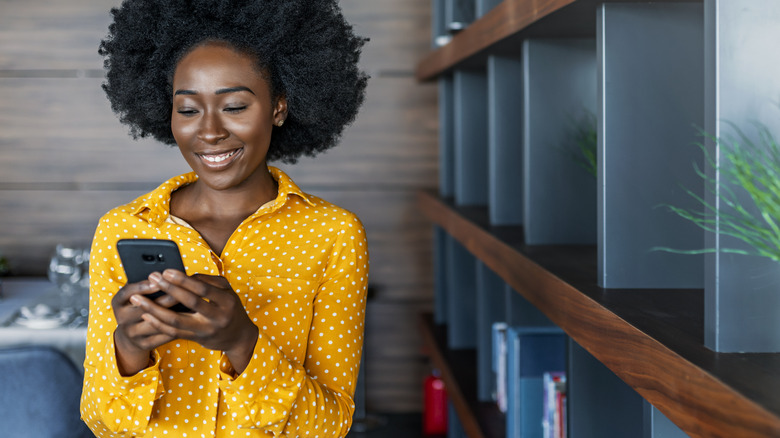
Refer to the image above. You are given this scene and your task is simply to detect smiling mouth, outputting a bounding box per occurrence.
[198,148,242,166]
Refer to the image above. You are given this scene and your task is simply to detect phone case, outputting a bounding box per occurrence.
[116,239,192,312]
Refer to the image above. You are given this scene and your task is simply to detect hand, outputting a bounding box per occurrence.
[112,279,180,375]
[131,270,259,374]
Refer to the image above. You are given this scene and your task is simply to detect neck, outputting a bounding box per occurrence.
[176,166,278,220]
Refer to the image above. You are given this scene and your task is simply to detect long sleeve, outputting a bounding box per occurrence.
[80,214,166,436]
[216,213,369,437]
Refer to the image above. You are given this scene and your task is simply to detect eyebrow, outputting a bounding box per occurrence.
[174,86,255,96]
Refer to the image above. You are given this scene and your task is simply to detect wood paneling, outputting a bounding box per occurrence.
[278,77,439,188]
[364,301,433,412]
[0,78,190,184]
[341,0,433,74]
[0,0,119,70]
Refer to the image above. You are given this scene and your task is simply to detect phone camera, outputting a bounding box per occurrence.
[142,254,155,263]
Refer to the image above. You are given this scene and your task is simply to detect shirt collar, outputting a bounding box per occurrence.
[130,166,315,226]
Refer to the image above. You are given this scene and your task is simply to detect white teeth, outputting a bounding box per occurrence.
[201,149,238,163]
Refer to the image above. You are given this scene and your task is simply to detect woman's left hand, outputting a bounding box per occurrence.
[132,270,259,374]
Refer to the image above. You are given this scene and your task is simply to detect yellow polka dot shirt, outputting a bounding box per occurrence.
[80,167,369,438]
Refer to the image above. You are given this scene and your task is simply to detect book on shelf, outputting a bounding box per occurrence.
[543,371,567,438]
[491,322,508,413]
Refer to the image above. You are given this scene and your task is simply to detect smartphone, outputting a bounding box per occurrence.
[116,239,193,313]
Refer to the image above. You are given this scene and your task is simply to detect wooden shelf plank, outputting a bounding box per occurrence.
[419,313,505,438]
[417,191,780,437]
[417,0,576,81]
[416,0,702,81]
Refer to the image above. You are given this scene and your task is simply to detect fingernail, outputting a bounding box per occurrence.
[130,295,142,306]
[163,269,181,280]
[149,272,162,283]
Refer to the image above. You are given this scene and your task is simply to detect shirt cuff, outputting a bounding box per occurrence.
[217,331,305,433]
[93,332,165,433]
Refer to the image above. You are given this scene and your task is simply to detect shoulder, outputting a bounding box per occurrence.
[299,194,365,231]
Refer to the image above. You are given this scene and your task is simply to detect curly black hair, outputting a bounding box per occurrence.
[99,0,368,163]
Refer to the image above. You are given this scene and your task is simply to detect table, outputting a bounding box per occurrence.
[0,278,88,369]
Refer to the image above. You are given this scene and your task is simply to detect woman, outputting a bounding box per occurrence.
[80,1,369,436]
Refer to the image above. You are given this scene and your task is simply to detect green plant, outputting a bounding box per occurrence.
[657,123,780,262]
[567,111,598,178]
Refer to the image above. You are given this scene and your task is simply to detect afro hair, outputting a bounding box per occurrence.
[99,0,368,163]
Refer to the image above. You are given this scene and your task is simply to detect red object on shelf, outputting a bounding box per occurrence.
[423,371,448,435]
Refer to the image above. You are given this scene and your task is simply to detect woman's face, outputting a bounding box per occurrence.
[170,42,286,192]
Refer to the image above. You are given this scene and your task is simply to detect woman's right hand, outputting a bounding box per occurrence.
[111,277,179,376]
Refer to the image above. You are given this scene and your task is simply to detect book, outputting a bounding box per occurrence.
[491,322,508,413]
[543,371,567,438]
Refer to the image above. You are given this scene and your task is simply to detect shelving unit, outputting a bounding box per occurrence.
[419,1,780,437]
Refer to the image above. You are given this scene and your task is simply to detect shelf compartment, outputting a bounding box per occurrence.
[420,313,506,438]
[597,2,705,288]
[417,191,780,437]
[523,37,597,244]
[453,69,489,206]
[487,55,524,226]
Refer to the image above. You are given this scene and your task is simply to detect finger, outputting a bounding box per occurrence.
[153,292,184,310]
[122,318,168,339]
[141,313,196,340]
[191,273,232,289]
[151,272,213,314]
[162,270,216,298]
[113,280,158,307]
[134,332,177,351]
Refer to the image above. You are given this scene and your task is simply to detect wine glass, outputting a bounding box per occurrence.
[47,245,83,315]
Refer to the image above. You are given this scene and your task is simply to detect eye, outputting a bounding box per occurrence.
[176,108,198,116]
[224,105,247,114]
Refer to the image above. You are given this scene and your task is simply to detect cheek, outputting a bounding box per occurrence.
[228,118,272,143]
[171,118,197,144]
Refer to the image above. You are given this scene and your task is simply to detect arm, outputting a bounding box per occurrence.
[79,216,167,436]
[217,214,370,437]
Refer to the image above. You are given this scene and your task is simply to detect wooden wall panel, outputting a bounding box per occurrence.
[278,77,439,188]
[0,0,437,414]
[340,0,433,73]
[0,78,190,184]
[0,0,118,70]
[364,301,434,412]
[0,189,147,274]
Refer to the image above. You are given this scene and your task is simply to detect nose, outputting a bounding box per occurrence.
[197,111,229,144]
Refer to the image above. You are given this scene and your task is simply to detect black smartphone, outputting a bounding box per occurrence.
[116,239,193,313]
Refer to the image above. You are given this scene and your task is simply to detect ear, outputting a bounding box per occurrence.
[273,95,288,126]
